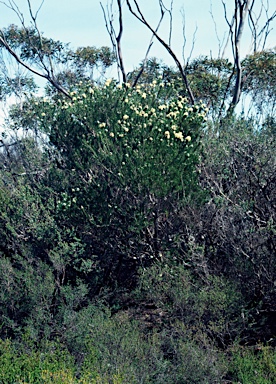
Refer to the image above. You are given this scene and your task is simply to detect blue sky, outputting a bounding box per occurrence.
[1,0,275,75]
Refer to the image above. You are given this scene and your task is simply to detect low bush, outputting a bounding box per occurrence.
[228,344,276,384]
[137,261,245,348]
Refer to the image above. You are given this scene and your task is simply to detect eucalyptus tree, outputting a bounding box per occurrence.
[103,0,275,117]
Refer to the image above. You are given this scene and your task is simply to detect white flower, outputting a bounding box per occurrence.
[174,131,184,141]
[159,104,166,110]
[105,78,112,87]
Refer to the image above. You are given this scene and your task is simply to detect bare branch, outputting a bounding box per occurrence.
[223,0,253,114]
[0,31,71,98]
[100,0,127,82]
[132,1,169,87]
[180,7,186,64]
[0,1,71,98]
[0,139,19,149]
[220,0,276,116]
[187,25,198,66]
[25,0,58,83]
[116,0,127,83]
[221,1,235,59]
[100,2,117,75]
[126,0,195,104]
[248,0,276,52]
[248,0,260,52]
[131,41,153,87]
[0,0,25,23]
[159,0,173,47]
[258,7,276,50]
[210,1,227,58]
[27,0,45,21]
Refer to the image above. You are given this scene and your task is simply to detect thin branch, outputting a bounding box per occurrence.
[131,41,153,87]
[0,32,71,98]
[221,1,235,59]
[132,0,168,87]
[0,139,19,148]
[180,7,186,64]
[28,0,45,21]
[187,25,198,66]
[100,1,125,82]
[11,168,49,177]
[210,0,226,58]
[159,0,173,47]
[126,0,195,104]
[248,0,258,52]
[232,0,253,108]
[116,0,127,83]
[0,1,71,98]
[25,0,57,81]
[0,0,25,23]
[257,8,276,50]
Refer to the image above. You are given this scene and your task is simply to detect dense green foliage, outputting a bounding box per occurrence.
[0,23,276,383]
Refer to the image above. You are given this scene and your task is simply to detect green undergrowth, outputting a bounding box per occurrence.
[228,344,276,384]
[1,323,276,384]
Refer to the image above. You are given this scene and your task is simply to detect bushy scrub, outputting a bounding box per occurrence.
[137,262,245,347]
[24,79,207,288]
[229,345,276,384]
[0,177,56,338]
[197,120,276,339]
[0,309,226,384]
[0,338,76,384]
[0,78,207,341]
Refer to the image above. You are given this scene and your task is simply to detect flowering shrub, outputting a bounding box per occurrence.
[5,79,206,292]
[39,79,207,199]
[23,79,207,282]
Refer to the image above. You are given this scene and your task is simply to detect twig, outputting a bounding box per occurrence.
[126,0,195,104]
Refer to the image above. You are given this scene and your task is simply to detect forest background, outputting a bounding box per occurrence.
[0,0,275,383]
